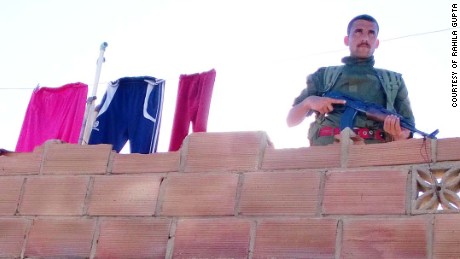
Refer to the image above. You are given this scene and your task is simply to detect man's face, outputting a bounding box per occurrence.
[344,19,379,58]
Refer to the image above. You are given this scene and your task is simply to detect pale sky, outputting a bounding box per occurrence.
[0,0,457,152]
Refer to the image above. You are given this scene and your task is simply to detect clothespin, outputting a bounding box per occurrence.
[144,79,165,86]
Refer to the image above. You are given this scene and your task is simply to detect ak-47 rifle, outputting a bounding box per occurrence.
[323,91,439,139]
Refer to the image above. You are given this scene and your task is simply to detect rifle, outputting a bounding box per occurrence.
[323,91,439,139]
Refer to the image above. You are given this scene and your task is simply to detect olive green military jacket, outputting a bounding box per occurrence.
[293,62,415,145]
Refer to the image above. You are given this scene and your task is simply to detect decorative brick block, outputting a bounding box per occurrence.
[239,171,321,215]
[96,218,171,258]
[0,218,30,258]
[253,218,337,258]
[20,176,89,215]
[0,177,24,215]
[433,214,460,258]
[347,138,433,167]
[323,170,407,215]
[341,217,428,258]
[25,218,96,258]
[411,165,460,214]
[87,175,162,216]
[173,218,251,258]
[160,173,239,216]
[41,143,112,174]
[262,145,341,170]
[0,151,42,175]
[111,152,180,174]
[181,131,271,173]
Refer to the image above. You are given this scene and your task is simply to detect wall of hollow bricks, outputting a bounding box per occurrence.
[1,131,460,258]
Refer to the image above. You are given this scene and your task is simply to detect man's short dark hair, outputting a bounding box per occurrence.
[347,14,379,36]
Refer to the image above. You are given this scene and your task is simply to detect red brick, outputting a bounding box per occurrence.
[323,170,407,215]
[254,218,337,258]
[25,218,96,258]
[20,176,89,215]
[0,218,30,258]
[173,218,251,258]
[181,131,271,173]
[87,175,162,216]
[0,177,24,215]
[41,143,112,174]
[0,151,42,175]
[262,145,341,170]
[160,173,238,216]
[239,171,321,215]
[347,138,433,167]
[433,214,460,258]
[96,218,171,258]
[437,138,460,162]
[111,152,179,174]
[341,217,428,258]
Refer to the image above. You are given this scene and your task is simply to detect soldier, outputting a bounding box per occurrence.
[287,14,415,146]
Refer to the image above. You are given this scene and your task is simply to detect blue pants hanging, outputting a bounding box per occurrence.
[88,76,165,154]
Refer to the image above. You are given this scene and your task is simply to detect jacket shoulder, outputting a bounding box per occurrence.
[375,68,403,81]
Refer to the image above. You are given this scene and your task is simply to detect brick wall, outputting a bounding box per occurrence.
[1,131,460,258]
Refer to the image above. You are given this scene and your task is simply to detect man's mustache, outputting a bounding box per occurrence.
[358,43,370,48]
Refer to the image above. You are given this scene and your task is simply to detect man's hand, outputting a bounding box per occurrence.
[383,115,410,141]
[305,96,346,114]
[287,96,346,127]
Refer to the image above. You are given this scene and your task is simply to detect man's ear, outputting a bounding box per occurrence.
[375,39,380,49]
[344,36,349,46]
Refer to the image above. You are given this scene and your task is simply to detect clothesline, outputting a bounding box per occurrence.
[0,79,179,91]
[0,88,39,90]
[0,27,450,92]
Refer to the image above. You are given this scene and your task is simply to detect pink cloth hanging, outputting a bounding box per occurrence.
[169,69,216,151]
[15,82,88,152]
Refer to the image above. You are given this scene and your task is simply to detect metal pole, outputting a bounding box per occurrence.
[78,42,108,144]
